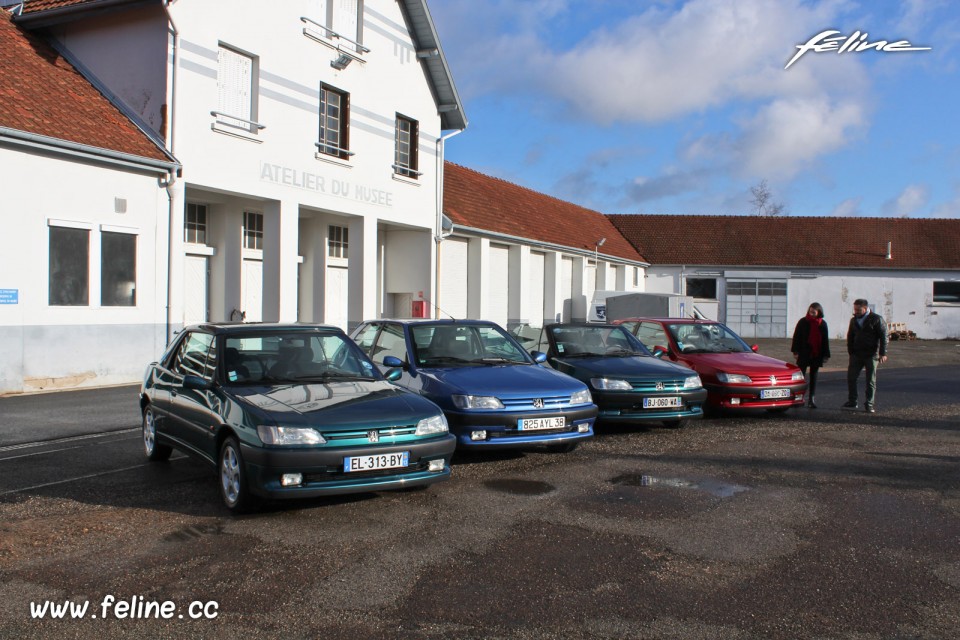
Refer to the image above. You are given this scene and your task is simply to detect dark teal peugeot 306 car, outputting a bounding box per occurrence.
[534,323,707,428]
[140,323,455,512]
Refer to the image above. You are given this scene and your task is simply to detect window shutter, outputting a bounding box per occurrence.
[218,46,252,130]
[335,0,360,50]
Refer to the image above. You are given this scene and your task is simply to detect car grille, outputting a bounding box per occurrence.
[629,379,688,392]
[489,424,575,439]
[499,394,572,410]
[322,426,418,444]
[748,373,796,385]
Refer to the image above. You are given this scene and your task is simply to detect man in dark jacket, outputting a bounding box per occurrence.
[844,298,889,413]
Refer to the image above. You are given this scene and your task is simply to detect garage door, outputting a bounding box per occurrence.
[487,244,509,326]
[527,251,545,327]
[726,279,787,338]
[440,237,468,319]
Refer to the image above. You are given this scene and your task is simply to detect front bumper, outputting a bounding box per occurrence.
[240,434,456,499]
[706,382,807,410]
[594,388,708,422]
[445,405,598,449]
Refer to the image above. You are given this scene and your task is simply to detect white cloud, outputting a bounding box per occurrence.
[832,197,863,217]
[881,184,930,217]
[931,189,960,218]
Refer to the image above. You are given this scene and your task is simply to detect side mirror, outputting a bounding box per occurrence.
[183,374,213,391]
[384,368,402,382]
[530,351,548,364]
[652,346,667,359]
[750,344,760,353]
[382,355,406,369]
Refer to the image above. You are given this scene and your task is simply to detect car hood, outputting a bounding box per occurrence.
[417,364,586,396]
[551,355,692,380]
[232,380,438,428]
[685,351,796,374]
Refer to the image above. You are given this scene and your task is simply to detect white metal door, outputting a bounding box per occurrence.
[527,251,545,327]
[487,244,509,326]
[183,255,208,325]
[561,256,574,322]
[325,265,348,330]
[242,259,262,322]
[440,237,468,319]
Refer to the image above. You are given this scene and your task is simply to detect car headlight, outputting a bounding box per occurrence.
[451,395,504,410]
[257,425,326,446]
[716,372,752,384]
[590,378,632,391]
[683,375,703,389]
[415,414,449,436]
[791,371,805,382]
[570,388,593,404]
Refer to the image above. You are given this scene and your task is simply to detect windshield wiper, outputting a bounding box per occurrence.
[289,372,376,382]
[562,352,604,358]
[421,356,471,365]
[470,357,523,365]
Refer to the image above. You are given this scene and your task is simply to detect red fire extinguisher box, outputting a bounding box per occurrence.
[411,300,427,318]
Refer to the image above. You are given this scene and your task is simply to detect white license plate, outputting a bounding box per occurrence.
[343,451,410,473]
[760,388,791,399]
[518,416,565,431]
[643,396,682,409]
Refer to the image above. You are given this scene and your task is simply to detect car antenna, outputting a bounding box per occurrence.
[420,296,458,321]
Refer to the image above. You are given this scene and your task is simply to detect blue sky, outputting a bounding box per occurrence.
[428,0,960,218]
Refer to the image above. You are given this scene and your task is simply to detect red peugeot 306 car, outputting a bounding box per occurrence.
[615,318,807,412]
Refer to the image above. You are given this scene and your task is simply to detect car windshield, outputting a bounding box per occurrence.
[411,324,530,366]
[548,325,650,358]
[223,332,379,384]
[667,323,751,354]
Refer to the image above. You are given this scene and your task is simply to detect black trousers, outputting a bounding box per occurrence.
[799,365,820,397]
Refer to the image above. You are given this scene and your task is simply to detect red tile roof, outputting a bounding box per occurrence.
[19,0,106,13]
[0,10,169,162]
[443,162,646,263]
[608,214,960,270]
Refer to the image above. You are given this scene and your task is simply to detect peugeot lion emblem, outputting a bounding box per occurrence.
[367,430,379,443]
[533,398,544,409]
[769,376,777,385]
[655,382,665,391]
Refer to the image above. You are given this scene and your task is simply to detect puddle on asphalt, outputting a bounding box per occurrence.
[483,479,555,496]
[610,474,749,498]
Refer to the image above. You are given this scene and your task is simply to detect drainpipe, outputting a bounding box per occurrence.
[161,0,180,343]
[433,128,463,318]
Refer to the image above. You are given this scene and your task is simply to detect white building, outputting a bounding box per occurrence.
[609,214,960,340]
[1,0,466,395]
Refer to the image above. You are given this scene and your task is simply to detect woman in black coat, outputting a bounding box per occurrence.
[791,302,831,408]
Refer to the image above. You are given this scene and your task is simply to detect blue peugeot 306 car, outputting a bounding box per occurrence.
[351,319,598,452]
[140,323,455,512]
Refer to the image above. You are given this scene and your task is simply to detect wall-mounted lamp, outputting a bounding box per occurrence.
[594,237,606,263]
[331,54,353,70]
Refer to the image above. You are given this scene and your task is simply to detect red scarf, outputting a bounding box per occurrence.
[805,314,823,358]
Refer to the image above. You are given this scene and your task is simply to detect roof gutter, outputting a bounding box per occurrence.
[448,223,650,268]
[0,126,180,174]
[12,0,154,27]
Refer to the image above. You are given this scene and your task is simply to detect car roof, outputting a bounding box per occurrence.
[367,318,500,327]
[618,317,720,325]
[184,322,346,335]
[544,322,622,329]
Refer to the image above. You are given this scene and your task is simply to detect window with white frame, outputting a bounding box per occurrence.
[394,114,419,178]
[217,45,258,132]
[49,226,89,306]
[318,83,350,159]
[243,212,263,250]
[328,225,348,259]
[184,203,207,244]
[101,231,137,307]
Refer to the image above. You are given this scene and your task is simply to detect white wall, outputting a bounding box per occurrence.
[0,147,169,394]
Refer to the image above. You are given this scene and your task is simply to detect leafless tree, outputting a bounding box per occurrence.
[749,180,786,216]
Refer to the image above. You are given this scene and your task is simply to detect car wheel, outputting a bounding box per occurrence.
[546,442,578,453]
[662,419,686,429]
[219,437,255,513]
[142,406,172,461]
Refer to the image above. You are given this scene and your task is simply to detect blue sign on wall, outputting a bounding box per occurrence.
[0,289,19,304]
